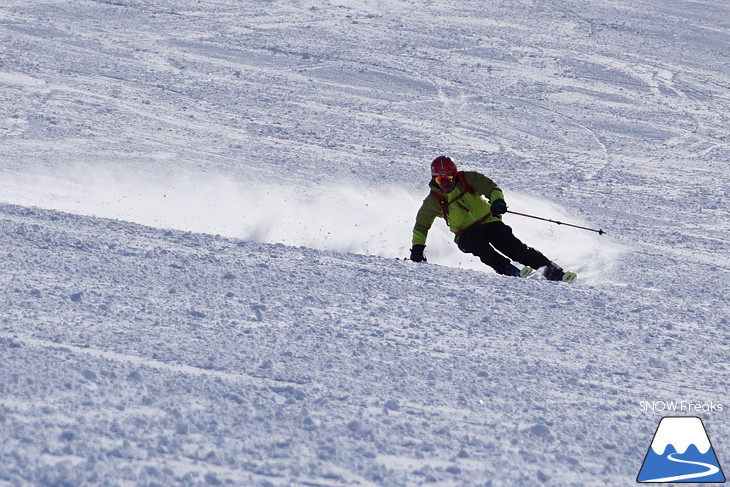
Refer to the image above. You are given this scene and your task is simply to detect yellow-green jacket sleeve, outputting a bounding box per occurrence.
[411,195,441,246]
[464,171,504,203]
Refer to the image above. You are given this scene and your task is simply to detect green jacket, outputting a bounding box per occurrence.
[412,171,505,246]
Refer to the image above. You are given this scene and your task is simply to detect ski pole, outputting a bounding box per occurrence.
[506,210,606,235]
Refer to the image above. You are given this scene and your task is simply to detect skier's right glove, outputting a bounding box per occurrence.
[490,199,508,217]
[409,244,426,262]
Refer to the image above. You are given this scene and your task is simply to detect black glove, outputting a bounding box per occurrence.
[409,244,426,262]
[490,199,508,217]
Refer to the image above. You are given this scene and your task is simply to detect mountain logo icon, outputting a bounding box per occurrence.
[637,416,726,483]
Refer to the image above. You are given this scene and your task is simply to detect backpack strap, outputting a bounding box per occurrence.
[430,190,450,225]
[454,213,491,237]
[457,171,474,194]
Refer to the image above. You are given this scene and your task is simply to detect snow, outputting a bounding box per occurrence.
[0,0,729,485]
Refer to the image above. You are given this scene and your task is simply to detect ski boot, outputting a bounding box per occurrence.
[504,264,534,278]
[544,262,577,282]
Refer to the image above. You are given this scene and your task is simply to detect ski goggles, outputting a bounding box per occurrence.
[434,175,455,186]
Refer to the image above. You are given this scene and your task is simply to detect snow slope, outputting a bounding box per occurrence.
[1,0,729,485]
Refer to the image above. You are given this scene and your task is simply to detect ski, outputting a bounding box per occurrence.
[527,266,578,282]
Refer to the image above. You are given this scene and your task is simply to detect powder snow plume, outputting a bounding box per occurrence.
[0,163,622,282]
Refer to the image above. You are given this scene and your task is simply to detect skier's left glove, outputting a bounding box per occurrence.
[490,199,507,216]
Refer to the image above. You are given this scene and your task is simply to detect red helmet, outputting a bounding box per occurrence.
[431,156,457,178]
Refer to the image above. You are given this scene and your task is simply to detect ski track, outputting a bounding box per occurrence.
[1,0,729,486]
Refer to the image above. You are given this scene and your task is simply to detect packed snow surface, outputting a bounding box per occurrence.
[1,0,729,486]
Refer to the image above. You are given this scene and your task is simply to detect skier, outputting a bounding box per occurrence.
[409,156,576,281]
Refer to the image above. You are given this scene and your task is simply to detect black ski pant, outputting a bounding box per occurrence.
[457,221,551,274]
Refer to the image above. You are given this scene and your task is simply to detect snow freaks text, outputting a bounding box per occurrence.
[639,401,724,413]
